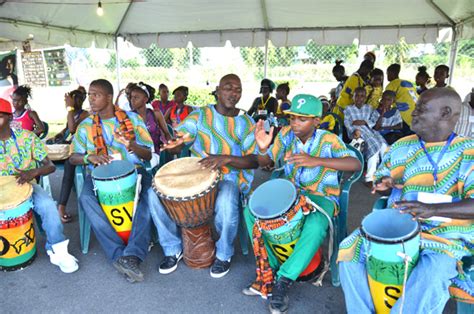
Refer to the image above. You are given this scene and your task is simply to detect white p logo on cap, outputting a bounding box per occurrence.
[296,98,306,109]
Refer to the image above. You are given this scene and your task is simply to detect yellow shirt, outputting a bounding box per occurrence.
[365,85,383,110]
[335,73,365,119]
[385,79,418,126]
[319,114,336,131]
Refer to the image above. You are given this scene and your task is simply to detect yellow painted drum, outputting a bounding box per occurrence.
[92,160,137,244]
[361,209,420,313]
[0,176,36,271]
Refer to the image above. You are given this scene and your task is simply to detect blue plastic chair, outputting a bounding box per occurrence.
[371,197,474,312]
[266,145,364,286]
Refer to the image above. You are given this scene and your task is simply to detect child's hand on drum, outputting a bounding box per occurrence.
[372,176,403,194]
[255,120,274,151]
[87,154,113,166]
[14,168,37,185]
[199,153,229,171]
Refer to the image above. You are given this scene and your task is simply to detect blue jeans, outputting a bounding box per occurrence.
[32,184,66,251]
[149,180,241,261]
[340,250,458,314]
[79,168,152,262]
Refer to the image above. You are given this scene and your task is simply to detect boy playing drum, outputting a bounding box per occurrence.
[246,94,361,313]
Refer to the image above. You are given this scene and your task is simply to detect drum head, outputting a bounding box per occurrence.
[153,157,219,198]
[0,176,33,210]
[361,209,420,243]
[92,160,135,180]
[46,144,71,161]
[249,179,297,219]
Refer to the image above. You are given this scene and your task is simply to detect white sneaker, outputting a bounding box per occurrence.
[47,239,79,273]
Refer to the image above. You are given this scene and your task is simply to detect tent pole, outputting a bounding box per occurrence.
[263,35,269,78]
[115,36,121,92]
[447,27,458,86]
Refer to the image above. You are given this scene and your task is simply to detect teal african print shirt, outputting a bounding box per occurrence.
[175,105,257,195]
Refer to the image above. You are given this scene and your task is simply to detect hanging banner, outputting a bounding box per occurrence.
[44,48,71,86]
[21,51,47,87]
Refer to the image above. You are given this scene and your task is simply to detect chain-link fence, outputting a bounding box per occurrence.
[9,38,474,127]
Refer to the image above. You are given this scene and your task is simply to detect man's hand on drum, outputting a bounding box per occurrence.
[371,176,404,195]
[87,154,113,166]
[15,168,38,185]
[199,153,230,171]
[161,131,189,151]
[394,200,437,220]
[284,151,319,167]
[255,120,274,151]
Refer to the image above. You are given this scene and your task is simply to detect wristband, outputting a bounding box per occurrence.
[67,106,75,112]
[257,149,268,156]
[83,154,90,165]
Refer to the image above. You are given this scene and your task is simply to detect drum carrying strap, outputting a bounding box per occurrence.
[250,195,310,298]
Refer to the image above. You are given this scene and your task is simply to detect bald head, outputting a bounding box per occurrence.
[216,73,242,112]
[412,87,462,140]
[219,74,241,86]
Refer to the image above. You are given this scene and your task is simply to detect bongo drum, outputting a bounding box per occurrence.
[153,157,219,269]
[0,176,36,271]
[92,160,138,244]
[361,209,420,313]
[46,144,71,161]
[249,179,322,281]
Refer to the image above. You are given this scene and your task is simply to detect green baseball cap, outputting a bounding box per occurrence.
[284,94,322,117]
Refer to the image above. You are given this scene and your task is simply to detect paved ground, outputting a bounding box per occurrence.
[2,167,456,313]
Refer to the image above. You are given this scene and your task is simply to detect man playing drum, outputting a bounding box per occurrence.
[0,98,79,273]
[247,94,361,313]
[70,79,154,283]
[149,74,258,278]
[338,88,474,313]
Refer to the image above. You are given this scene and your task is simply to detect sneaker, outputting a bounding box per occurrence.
[47,239,79,274]
[158,252,183,274]
[269,276,293,314]
[113,256,144,283]
[210,258,231,278]
[242,285,262,297]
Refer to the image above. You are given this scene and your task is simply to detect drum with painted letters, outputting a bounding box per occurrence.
[361,209,420,313]
[153,157,219,269]
[92,160,138,244]
[0,176,36,271]
[249,179,322,281]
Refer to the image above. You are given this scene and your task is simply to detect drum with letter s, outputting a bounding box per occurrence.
[361,209,420,313]
[153,157,219,268]
[249,179,322,281]
[0,176,37,271]
[92,160,138,244]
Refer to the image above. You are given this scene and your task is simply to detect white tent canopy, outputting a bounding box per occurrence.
[0,0,473,50]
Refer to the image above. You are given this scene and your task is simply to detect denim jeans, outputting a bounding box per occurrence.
[32,184,66,251]
[340,250,458,314]
[149,180,241,261]
[79,168,152,262]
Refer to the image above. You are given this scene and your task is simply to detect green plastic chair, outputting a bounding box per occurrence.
[265,145,364,286]
[371,197,474,313]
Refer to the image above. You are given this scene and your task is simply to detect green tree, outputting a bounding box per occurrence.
[141,44,174,68]
[304,40,357,64]
[267,45,298,67]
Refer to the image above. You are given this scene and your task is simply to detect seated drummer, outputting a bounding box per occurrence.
[0,98,79,273]
[338,88,474,313]
[148,73,258,278]
[246,94,361,313]
[70,79,154,283]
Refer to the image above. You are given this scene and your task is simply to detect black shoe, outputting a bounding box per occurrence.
[158,251,183,274]
[113,256,144,283]
[269,276,293,314]
[210,258,231,278]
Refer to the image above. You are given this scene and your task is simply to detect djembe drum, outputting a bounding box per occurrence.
[153,157,219,269]
[46,144,71,161]
[0,176,37,271]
